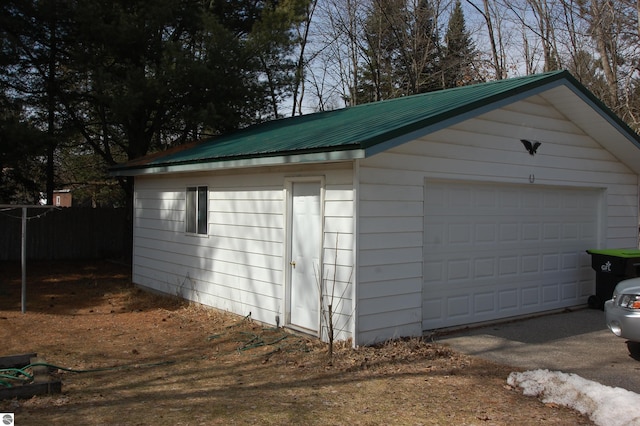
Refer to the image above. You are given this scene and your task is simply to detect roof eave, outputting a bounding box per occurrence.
[110,148,365,177]
[557,82,640,174]
[562,77,640,148]
[364,74,640,166]
[364,76,572,157]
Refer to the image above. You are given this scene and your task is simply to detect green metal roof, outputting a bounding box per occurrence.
[111,70,640,175]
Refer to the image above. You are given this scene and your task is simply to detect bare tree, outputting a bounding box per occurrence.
[309,0,369,107]
[300,0,640,135]
[586,0,619,106]
[291,0,320,116]
[466,0,507,79]
[526,0,561,71]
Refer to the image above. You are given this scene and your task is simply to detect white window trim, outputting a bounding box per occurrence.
[186,185,208,236]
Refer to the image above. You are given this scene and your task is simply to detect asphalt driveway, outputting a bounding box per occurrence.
[434,308,640,394]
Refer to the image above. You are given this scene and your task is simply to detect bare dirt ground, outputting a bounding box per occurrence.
[0,260,592,425]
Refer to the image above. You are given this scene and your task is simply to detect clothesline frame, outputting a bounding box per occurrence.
[0,205,60,313]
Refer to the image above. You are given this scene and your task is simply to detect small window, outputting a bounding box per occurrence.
[186,186,208,235]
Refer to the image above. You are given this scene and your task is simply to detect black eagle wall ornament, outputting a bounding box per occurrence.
[520,139,541,156]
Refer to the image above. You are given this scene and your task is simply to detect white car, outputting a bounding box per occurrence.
[605,277,640,342]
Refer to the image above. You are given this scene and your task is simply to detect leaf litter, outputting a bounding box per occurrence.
[0,260,592,425]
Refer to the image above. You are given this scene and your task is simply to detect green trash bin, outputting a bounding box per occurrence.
[586,248,640,309]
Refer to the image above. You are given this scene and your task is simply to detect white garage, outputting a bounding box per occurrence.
[113,70,640,346]
[422,180,601,329]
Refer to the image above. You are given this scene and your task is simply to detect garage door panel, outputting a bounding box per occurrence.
[499,290,518,310]
[427,219,592,249]
[426,248,588,284]
[425,275,586,319]
[521,285,540,306]
[561,281,578,299]
[542,253,560,271]
[423,180,601,330]
[542,284,560,303]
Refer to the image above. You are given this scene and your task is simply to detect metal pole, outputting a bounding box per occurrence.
[21,207,27,314]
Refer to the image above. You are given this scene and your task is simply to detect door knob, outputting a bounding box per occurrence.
[290,261,296,268]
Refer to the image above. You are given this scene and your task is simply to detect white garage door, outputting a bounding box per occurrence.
[422,180,601,330]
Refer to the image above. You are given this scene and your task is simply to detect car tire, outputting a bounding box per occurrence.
[588,295,602,310]
[627,341,640,360]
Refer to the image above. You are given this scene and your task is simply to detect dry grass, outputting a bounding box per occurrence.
[0,260,592,425]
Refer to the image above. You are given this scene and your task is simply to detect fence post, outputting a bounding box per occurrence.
[21,207,27,313]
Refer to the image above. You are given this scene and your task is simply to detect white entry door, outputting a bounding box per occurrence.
[288,181,322,332]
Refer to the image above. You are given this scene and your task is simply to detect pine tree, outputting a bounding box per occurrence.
[0,96,47,204]
[358,0,404,102]
[0,0,76,204]
[409,0,441,94]
[358,0,442,103]
[1,0,308,205]
[441,0,476,89]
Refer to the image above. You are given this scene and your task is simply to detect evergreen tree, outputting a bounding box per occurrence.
[441,0,476,89]
[357,0,442,103]
[0,96,47,204]
[1,0,308,206]
[359,0,404,102]
[0,0,75,204]
[407,0,441,94]
[250,0,310,119]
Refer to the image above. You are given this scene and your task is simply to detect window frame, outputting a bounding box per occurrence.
[186,186,208,235]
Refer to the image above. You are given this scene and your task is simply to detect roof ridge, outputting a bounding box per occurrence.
[340,69,569,107]
[113,69,638,176]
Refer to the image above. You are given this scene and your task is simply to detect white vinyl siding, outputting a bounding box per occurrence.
[133,174,284,322]
[132,164,355,341]
[355,179,425,344]
[130,90,640,347]
[355,94,638,344]
[321,171,355,341]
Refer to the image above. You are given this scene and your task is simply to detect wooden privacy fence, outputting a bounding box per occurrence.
[0,207,128,261]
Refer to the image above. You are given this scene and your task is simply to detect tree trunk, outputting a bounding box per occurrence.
[590,0,618,107]
[466,0,503,79]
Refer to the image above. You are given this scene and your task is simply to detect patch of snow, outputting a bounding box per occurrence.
[508,369,640,426]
